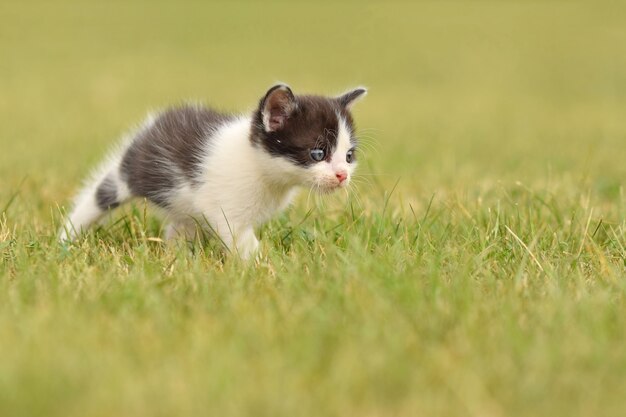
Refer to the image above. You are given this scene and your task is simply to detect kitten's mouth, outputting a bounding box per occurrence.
[317,187,337,195]
[314,182,347,194]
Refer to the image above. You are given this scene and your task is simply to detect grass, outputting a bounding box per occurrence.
[1,1,626,416]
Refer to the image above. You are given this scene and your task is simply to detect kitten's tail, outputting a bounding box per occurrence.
[58,152,131,242]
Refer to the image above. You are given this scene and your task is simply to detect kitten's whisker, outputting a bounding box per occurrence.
[353,173,377,183]
[357,135,380,142]
[357,128,382,135]
[355,142,381,154]
[306,183,316,208]
[355,145,379,155]
[352,178,375,188]
[356,134,380,142]
[346,184,363,210]
[359,139,380,149]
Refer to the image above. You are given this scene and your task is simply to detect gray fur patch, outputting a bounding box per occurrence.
[120,105,233,208]
[95,175,119,210]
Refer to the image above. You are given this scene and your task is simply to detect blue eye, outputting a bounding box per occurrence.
[346,149,355,163]
[310,149,325,161]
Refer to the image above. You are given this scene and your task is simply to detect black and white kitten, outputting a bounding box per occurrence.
[59,84,367,258]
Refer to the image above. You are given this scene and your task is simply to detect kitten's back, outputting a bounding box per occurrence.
[120,105,234,207]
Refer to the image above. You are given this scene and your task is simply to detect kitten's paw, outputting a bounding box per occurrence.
[234,232,259,261]
[58,226,78,243]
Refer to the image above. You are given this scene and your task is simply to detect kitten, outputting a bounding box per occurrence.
[59,84,367,259]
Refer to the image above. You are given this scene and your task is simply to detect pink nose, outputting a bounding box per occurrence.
[335,171,347,183]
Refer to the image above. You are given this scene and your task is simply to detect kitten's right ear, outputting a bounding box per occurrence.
[260,84,296,132]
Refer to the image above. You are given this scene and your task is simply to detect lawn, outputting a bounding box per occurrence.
[1,1,625,416]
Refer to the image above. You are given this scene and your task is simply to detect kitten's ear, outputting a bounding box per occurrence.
[337,87,367,110]
[260,84,297,132]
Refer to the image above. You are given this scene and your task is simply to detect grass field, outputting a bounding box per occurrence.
[1,1,625,416]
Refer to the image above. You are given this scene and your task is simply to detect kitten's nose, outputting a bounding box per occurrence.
[335,170,347,183]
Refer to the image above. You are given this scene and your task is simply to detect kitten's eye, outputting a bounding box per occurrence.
[346,149,355,163]
[310,148,325,162]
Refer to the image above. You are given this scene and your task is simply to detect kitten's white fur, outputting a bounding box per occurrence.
[60,113,356,259]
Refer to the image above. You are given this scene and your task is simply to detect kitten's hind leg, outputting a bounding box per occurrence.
[59,168,131,241]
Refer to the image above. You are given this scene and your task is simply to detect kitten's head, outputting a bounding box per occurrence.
[250,84,367,193]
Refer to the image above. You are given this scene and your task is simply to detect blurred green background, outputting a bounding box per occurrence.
[1,1,625,417]
[3,1,625,190]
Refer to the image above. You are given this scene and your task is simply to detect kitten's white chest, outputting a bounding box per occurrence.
[192,117,299,227]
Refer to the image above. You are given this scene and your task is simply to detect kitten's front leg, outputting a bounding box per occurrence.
[206,213,259,259]
[218,226,259,260]
[232,227,259,260]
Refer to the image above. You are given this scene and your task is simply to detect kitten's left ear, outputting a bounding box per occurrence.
[337,87,368,110]
[261,84,297,132]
